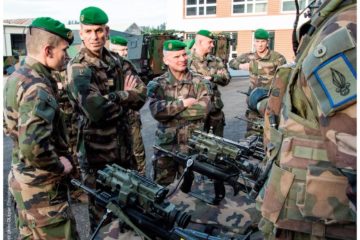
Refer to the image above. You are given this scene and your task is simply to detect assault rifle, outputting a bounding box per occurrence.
[235,116,264,134]
[72,164,196,240]
[154,131,264,204]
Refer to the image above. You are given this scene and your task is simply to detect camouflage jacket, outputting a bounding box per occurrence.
[258,2,356,238]
[189,52,231,111]
[229,52,256,70]
[148,69,211,152]
[3,57,69,185]
[67,45,147,169]
[248,50,286,90]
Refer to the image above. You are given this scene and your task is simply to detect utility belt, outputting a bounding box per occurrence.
[276,219,356,239]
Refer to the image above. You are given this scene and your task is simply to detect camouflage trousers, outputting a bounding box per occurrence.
[8,172,79,240]
[129,118,146,175]
[204,110,225,137]
[154,155,184,186]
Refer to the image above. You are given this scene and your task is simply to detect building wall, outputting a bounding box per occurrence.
[167,0,301,62]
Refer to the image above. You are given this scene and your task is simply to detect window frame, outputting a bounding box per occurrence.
[185,0,217,17]
[280,0,311,13]
[231,0,268,15]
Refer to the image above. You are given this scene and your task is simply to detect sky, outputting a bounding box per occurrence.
[3,0,168,29]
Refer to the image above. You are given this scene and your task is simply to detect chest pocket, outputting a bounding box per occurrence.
[303,27,356,116]
[34,88,58,123]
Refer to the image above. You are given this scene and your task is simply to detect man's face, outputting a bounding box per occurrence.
[47,39,69,71]
[163,49,188,73]
[199,37,214,54]
[254,39,268,54]
[111,45,128,57]
[80,24,109,55]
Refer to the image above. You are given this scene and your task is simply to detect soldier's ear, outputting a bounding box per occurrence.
[105,25,110,40]
[44,45,53,58]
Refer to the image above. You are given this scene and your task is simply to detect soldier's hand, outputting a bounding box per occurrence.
[239,63,250,71]
[216,69,227,75]
[124,74,138,91]
[60,156,73,174]
[182,98,197,107]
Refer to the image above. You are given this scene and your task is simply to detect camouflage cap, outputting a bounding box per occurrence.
[163,40,187,51]
[80,6,108,25]
[254,28,269,40]
[110,36,128,46]
[30,17,74,44]
[196,29,214,39]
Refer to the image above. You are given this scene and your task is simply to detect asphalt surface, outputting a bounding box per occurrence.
[3,75,251,239]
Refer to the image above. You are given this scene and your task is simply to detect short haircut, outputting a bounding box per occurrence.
[26,28,64,55]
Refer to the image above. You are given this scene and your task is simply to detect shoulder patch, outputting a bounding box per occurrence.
[311,53,356,115]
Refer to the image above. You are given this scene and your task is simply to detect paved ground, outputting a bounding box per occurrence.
[3,75,251,239]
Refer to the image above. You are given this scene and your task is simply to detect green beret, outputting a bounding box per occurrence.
[80,6,108,25]
[188,39,195,49]
[110,36,128,46]
[163,40,187,51]
[30,17,74,44]
[196,29,214,39]
[254,28,269,40]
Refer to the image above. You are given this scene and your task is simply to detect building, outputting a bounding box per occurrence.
[166,0,312,61]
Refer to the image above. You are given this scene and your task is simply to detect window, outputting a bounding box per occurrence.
[186,0,217,17]
[282,0,310,12]
[232,0,267,14]
[11,34,26,56]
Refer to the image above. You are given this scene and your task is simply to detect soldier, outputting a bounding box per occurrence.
[3,17,79,239]
[109,35,128,57]
[189,29,231,137]
[109,35,146,175]
[251,0,356,239]
[237,28,286,136]
[148,40,211,186]
[66,6,147,233]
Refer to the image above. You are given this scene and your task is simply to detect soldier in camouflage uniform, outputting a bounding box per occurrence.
[109,36,146,175]
[235,29,286,136]
[3,17,79,239]
[148,40,211,186]
[189,29,231,137]
[66,6,147,233]
[251,0,357,239]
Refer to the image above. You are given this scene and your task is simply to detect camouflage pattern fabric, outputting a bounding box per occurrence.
[168,177,262,238]
[258,2,357,239]
[127,109,146,175]
[4,57,79,239]
[248,50,286,91]
[229,52,256,70]
[66,44,147,232]
[148,69,211,185]
[189,51,231,137]
[52,70,86,202]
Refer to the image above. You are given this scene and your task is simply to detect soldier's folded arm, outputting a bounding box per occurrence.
[18,86,65,174]
[212,58,231,86]
[149,98,187,121]
[110,60,147,110]
[178,86,211,120]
